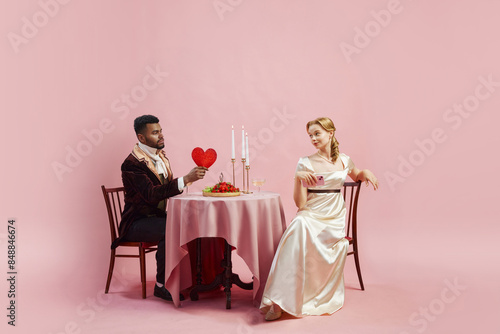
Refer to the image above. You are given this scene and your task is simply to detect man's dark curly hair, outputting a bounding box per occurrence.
[134,115,159,135]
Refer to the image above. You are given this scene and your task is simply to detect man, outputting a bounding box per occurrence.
[112,115,207,301]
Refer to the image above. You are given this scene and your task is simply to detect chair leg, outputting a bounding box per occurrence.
[352,242,365,291]
[105,249,116,293]
[140,246,146,299]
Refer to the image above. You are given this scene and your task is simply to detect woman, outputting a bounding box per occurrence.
[260,117,378,321]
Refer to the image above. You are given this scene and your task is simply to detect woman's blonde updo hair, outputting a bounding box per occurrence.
[306,117,340,163]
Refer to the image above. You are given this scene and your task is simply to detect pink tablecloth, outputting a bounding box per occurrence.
[164,191,287,307]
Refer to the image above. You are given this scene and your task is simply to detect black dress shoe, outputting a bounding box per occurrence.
[154,285,185,301]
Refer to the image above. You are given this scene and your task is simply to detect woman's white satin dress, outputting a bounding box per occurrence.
[260,153,354,317]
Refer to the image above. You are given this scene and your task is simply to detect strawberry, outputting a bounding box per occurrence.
[206,181,240,194]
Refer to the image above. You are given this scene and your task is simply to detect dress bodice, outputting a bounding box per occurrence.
[296,153,354,190]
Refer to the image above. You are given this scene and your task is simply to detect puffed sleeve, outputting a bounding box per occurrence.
[295,156,313,173]
[341,153,355,173]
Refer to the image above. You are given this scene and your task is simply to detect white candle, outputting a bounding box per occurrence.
[245,132,250,166]
[231,125,235,159]
[241,126,245,160]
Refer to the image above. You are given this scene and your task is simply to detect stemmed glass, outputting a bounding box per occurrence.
[252,178,266,192]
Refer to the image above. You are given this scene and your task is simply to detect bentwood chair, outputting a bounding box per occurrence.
[101,185,158,299]
[343,181,365,290]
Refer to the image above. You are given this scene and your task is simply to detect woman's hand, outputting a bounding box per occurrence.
[295,171,318,187]
[360,170,379,190]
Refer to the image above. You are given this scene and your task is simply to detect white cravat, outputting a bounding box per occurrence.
[138,142,168,178]
[137,142,185,190]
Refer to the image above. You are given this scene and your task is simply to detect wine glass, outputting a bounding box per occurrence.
[252,178,266,192]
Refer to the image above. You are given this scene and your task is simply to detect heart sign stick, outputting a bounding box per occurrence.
[192,147,217,168]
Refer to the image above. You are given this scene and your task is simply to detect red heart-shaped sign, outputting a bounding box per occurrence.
[192,147,217,168]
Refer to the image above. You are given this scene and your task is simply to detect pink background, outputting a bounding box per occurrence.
[1,0,499,333]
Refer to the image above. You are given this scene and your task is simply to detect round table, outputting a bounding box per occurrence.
[164,191,287,308]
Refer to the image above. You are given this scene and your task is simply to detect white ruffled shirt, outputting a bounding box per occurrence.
[138,142,184,191]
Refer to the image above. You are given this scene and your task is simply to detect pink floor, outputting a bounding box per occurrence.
[13,229,499,334]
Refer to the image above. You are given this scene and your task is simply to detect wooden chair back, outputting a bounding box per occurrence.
[342,181,365,290]
[343,181,361,241]
[101,186,125,244]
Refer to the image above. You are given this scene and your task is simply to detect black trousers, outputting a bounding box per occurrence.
[122,216,166,284]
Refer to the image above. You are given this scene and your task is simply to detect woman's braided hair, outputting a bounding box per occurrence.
[306,117,339,163]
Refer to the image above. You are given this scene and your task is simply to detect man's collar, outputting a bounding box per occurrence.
[132,143,149,162]
[138,141,160,156]
[131,144,167,183]
[131,143,168,163]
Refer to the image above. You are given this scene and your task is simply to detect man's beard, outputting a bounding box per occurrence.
[145,139,164,150]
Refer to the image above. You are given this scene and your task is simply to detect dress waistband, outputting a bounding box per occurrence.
[307,189,341,193]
